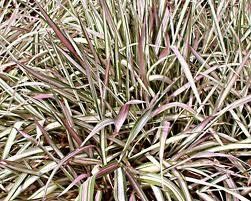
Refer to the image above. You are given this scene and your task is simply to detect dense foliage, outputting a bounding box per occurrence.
[0,0,250,200]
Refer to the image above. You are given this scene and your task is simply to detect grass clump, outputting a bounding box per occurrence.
[0,0,251,200]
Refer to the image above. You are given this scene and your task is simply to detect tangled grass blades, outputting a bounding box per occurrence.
[0,0,251,200]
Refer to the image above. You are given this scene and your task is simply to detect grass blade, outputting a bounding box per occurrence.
[171,46,201,104]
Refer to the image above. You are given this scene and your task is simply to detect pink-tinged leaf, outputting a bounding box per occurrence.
[102,57,110,101]
[96,162,120,179]
[58,173,89,197]
[33,94,54,100]
[149,91,161,108]
[34,1,78,57]
[192,29,200,51]
[115,104,129,133]
[159,121,171,186]
[95,191,102,201]
[58,100,83,146]
[114,100,145,133]
[42,145,95,201]
[2,58,30,73]
[129,192,136,201]
[225,177,239,201]
[61,118,83,146]
[104,58,110,88]
[152,102,196,117]
[35,120,64,159]
[138,27,148,87]
[159,47,170,60]
[18,130,33,141]
[192,115,215,133]
[149,6,155,35]
[159,121,171,166]
[171,46,201,104]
